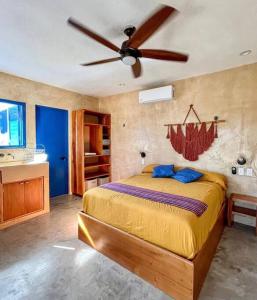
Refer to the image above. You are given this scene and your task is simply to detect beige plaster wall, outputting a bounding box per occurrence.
[99,63,257,202]
[0,72,99,192]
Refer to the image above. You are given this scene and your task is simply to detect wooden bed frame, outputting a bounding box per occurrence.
[78,200,226,300]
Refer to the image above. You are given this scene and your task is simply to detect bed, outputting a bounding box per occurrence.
[78,165,227,300]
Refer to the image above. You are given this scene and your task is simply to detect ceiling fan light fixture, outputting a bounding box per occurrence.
[122,55,137,66]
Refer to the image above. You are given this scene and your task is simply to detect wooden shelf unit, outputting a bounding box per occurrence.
[84,123,110,128]
[72,109,111,195]
[85,154,110,158]
[84,171,110,180]
[85,163,111,168]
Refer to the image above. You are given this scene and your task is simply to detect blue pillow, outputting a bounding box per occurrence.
[152,165,175,178]
[172,168,203,183]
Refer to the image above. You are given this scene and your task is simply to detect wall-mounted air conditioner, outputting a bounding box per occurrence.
[139,85,174,104]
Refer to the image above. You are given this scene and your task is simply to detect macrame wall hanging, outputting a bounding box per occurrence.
[165,105,226,161]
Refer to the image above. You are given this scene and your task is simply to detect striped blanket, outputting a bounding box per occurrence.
[100,182,207,217]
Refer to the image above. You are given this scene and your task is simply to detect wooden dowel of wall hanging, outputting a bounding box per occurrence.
[164,120,226,127]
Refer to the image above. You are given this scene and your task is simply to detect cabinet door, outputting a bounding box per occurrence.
[24,177,44,214]
[3,181,25,221]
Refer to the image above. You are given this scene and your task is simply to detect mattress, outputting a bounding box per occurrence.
[82,172,225,259]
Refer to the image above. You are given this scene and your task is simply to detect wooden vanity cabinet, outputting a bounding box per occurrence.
[24,178,44,214]
[0,162,49,229]
[3,181,26,221]
[3,177,44,221]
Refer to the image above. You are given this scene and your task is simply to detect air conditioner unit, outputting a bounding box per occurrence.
[139,85,173,104]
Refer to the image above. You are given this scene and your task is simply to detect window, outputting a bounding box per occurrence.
[0,99,26,148]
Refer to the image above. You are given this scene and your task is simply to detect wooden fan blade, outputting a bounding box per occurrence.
[81,57,121,66]
[67,18,120,53]
[127,5,177,49]
[131,59,142,78]
[140,49,188,62]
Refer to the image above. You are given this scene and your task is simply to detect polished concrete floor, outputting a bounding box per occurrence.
[1,195,257,300]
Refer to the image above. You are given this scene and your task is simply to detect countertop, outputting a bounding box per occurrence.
[0,161,49,169]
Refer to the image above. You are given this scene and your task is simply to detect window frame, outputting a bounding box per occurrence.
[0,98,26,149]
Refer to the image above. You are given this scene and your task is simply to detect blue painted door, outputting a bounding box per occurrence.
[36,105,68,197]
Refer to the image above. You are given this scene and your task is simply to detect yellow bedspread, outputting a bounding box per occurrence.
[83,172,225,259]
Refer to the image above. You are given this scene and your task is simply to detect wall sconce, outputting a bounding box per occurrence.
[237,155,247,165]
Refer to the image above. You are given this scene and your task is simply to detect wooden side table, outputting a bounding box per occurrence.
[227,193,257,235]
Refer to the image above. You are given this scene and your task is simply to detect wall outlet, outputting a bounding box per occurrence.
[238,167,245,176]
[246,168,253,177]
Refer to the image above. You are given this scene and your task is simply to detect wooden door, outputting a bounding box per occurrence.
[24,178,44,214]
[3,181,25,221]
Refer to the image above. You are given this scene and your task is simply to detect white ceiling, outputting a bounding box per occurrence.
[0,0,257,97]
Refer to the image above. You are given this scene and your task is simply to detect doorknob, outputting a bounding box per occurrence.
[60,156,67,160]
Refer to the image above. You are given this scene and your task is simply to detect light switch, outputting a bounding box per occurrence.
[238,167,245,176]
[246,168,253,177]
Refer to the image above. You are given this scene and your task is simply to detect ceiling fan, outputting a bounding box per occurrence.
[67,5,188,78]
